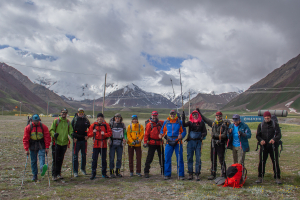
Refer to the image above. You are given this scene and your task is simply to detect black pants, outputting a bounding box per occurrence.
[52,144,67,177]
[92,148,107,176]
[73,140,87,173]
[258,144,280,179]
[144,145,164,174]
[210,141,226,177]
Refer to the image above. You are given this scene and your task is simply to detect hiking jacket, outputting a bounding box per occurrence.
[144,119,164,145]
[160,117,187,144]
[71,116,90,141]
[227,122,251,152]
[182,113,207,141]
[201,114,229,142]
[49,117,73,146]
[88,121,112,148]
[256,120,281,147]
[127,123,144,147]
[23,122,51,151]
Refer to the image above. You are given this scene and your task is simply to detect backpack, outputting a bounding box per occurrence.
[223,163,247,188]
[145,118,162,131]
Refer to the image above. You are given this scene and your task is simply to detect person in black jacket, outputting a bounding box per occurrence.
[71,108,90,177]
[255,111,282,184]
[182,110,207,181]
[199,110,230,180]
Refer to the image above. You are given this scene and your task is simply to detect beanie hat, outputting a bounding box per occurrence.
[32,114,40,121]
[170,110,176,114]
[114,113,122,118]
[152,111,158,116]
[97,113,104,118]
[216,111,223,116]
[263,111,271,118]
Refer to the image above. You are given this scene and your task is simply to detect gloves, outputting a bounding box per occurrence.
[182,112,185,120]
[143,143,148,148]
[239,131,247,137]
[131,141,136,145]
[135,140,140,144]
[54,133,59,139]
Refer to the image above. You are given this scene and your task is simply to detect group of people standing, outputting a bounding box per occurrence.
[23,108,282,184]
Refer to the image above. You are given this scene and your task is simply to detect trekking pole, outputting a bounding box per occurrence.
[160,140,164,178]
[212,139,215,175]
[239,135,244,181]
[55,138,57,179]
[71,139,74,179]
[21,155,29,189]
[222,146,227,177]
[178,140,180,180]
[272,143,278,182]
[170,78,178,113]
[261,144,264,183]
[123,142,126,177]
[179,68,184,111]
[46,152,50,187]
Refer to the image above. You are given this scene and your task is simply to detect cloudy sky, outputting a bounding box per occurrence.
[1,0,300,99]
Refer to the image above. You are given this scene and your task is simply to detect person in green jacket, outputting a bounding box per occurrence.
[49,108,73,181]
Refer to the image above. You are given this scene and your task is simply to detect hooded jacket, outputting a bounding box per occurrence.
[49,117,73,146]
[227,122,252,152]
[87,121,112,148]
[160,116,187,144]
[144,119,164,145]
[127,122,144,147]
[23,122,51,151]
[256,120,281,147]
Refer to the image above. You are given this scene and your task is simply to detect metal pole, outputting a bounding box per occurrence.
[20,102,22,116]
[189,91,191,116]
[2,106,3,115]
[170,78,178,113]
[93,98,95,120]
[179,68,184,111]
[47,101,49,116]
[102,73,107,114]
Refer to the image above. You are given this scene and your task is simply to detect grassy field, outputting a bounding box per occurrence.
[0,116,300,199]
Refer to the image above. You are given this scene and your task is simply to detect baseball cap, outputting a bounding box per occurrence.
[232,114,240,121]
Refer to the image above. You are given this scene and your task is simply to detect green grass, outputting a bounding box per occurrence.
[0,116,300,199]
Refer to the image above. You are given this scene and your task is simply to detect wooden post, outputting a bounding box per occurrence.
[93,98,95,120]
[189,91,191,116]
[102,73,107,114]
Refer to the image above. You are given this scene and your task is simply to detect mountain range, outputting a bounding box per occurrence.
[223,53,300,113]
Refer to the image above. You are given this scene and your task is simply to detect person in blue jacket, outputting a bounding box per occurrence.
[159,110,187,180]
[227,114,251,166]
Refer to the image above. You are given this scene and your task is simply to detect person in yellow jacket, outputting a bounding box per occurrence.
[127,115,144,177]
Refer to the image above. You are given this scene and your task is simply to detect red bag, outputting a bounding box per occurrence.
[223,163,247,188]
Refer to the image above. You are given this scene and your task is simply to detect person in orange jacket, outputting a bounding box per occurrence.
[127,115,144,177]
[87,113,112,180]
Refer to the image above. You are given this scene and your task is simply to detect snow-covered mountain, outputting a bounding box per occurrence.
[94,83,176,108]
[162,89,199,107]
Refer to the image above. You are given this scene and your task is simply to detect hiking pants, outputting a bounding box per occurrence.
[164,143,184,177]
[232,146,245,166]
[52,144,67,177]
[109,144,123,170]
[187,140,202,175]
[258,144,280,179]
[73,140,87,173]
[144,144,164,174]
[128,146,142,173]
[30,149,45,175]
[92,148,107,175]
[210,141,226,177]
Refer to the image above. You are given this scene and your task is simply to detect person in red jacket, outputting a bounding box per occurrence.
[143,111,165,178]
[87,113,112,180]
[23,114,51,181]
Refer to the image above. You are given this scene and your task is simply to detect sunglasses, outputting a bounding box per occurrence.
[62,112,68,114]
[78,111,84,114]
[132,115,137,118]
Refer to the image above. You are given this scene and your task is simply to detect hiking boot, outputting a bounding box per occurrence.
[116,168,122,177]
[144,173,149,178]
[32,174,38,182]
[276,179,282,185]
[74,173,78,178]
[90,174,96,180]
[164,176,171,180]
[81,169,87,175]
[188,173,193,180]
[110,169,116,178]
[196,175,200,181]
[136,173,142,177]
[102,174,109,178]
[52,176,58,181]
[130,172,134,177]
[179,176,185,180]
[57,174,64,179]
[255,177,262,184]
[207,175,216,180]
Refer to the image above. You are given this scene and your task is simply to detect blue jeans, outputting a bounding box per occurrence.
[30,149,45,175]
[187,140,202,175]
[164,143,184,177]
[73,140,87,173]
[109,145,123,170]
